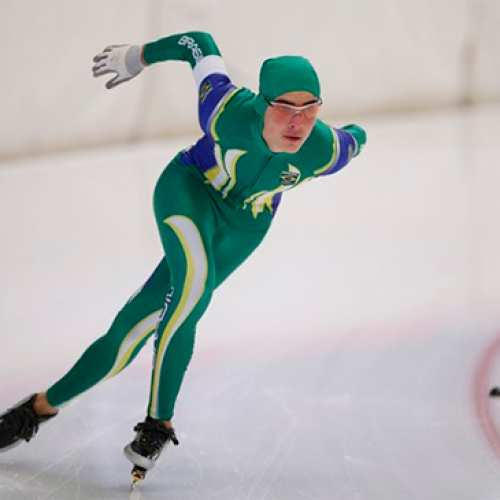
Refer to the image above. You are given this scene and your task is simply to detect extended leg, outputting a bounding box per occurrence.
[1,260,175,451]
[46,259,172,409]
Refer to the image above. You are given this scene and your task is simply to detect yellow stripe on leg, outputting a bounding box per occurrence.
[105,310,162,380]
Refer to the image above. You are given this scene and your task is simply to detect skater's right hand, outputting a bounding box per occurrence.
[92,44,146,89]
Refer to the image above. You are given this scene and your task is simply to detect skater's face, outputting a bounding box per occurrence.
[262,91,321,153]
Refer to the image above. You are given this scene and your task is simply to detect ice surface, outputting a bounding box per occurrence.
[1,107,500,499]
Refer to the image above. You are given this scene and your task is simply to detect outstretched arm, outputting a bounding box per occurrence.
[341,124,366,157]
[92,31,235,132]
[314,124,367,178]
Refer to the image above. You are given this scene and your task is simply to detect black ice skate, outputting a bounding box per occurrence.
[123,416,179,484]
[0,394,57,452]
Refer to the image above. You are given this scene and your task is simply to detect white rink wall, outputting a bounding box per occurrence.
[1,0,499,159]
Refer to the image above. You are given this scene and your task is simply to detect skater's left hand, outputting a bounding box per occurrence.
[92,44,145,89]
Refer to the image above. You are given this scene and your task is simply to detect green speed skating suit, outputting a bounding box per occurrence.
[46,32,366,420]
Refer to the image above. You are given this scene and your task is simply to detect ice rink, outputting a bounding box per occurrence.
[1,105,500,499]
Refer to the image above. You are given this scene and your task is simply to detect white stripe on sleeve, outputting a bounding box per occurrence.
[193,55,229,88]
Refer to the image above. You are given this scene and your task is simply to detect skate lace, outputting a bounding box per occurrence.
[133,420,179,452]
[2,408,39,442]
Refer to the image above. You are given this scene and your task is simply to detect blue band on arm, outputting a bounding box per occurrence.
[198,74,236,133]
[316,128,358,177]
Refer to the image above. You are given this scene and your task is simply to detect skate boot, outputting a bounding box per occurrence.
[123,416,179,484]
[0,394,57,452]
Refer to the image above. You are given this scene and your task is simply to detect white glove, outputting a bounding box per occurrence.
[92,44,145,89]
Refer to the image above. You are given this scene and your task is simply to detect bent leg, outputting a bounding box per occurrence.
[148,162,217,420]
[46,259,172,408]
[148,216,215,420]
[144,160,272,421]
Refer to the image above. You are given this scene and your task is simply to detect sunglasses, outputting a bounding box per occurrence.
[265,98,323,119]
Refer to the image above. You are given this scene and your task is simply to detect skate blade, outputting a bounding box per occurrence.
[131,466,147,485]
[130,476,144,500]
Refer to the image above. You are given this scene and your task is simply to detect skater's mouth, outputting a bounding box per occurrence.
[284,134,303,142]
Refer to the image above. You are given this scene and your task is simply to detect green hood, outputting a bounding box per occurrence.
[255,55,321,116]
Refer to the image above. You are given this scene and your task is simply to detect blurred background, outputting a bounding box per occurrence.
[1,0,498,158]
[1,1,500,499]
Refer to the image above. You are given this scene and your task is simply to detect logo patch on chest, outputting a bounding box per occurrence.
[279,165,301,186]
